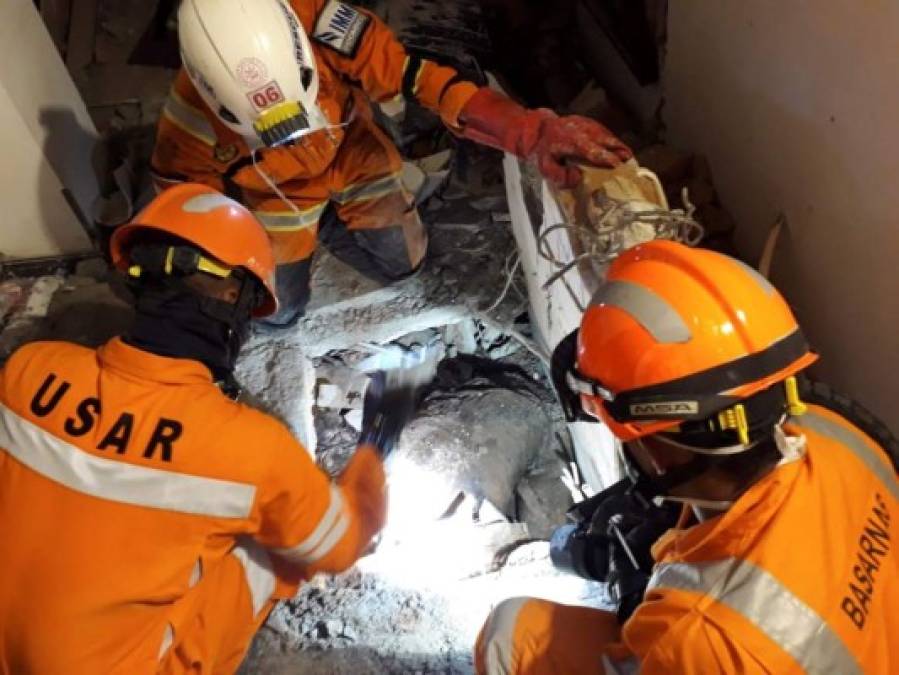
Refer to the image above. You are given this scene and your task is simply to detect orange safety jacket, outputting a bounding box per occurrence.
[0,338,385,674]
[151,0,478,198]
[613,404,898,674]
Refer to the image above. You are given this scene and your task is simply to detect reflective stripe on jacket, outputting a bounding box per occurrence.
[621,404,898,674]
[0,338,386,673]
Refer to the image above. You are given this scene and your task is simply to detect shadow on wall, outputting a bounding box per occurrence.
[664,42,899,423]
[37,105,99,253]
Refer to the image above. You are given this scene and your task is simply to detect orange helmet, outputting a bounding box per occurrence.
[562,240,817,441]
[110,183,278,317]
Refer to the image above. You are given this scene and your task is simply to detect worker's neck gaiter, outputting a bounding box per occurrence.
[124,286,250,383]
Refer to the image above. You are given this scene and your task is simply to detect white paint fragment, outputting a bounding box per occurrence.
[22,275,64,318]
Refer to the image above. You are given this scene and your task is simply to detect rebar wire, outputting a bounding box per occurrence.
[536,188,705,296]
[481,250,522,315]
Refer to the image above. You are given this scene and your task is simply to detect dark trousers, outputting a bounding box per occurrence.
[260,205,426,327]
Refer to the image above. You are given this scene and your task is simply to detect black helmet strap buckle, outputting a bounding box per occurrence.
[127,243,233,281]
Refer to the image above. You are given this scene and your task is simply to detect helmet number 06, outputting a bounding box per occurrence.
[248,81,285,111]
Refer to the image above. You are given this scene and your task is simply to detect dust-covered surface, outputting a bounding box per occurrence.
[242,542,609,675]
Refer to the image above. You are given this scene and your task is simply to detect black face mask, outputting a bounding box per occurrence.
[124,279,258,387]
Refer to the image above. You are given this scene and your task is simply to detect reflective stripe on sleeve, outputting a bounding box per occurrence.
[332,172,403,205]
[0,403,256,518]
[477,597,529,675]
[401,55,426,100]
[798,409,899,502]
[273,483,351,564]
[647,558,862,675]
[253,203,327,232]
[162,91,217,147]
[590,280,692,344]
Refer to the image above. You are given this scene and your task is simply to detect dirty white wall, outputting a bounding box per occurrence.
[0,2,96,259]
[663,1,899,424]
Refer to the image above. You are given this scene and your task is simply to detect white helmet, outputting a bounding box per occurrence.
[178,0,330,148]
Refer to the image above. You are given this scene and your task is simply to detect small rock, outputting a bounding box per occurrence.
[325,619,342,638]
[343,409,363,431]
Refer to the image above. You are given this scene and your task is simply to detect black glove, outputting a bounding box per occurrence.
[358,369,423,458]
[550,478,680,623]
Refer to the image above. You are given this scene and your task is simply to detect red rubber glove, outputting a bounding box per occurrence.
[459,88,633,188]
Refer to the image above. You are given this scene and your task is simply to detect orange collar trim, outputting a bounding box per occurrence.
[97,337,214,386]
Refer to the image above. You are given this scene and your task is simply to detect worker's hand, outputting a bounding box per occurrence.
[459,87,633,188]
[532,115,633,188]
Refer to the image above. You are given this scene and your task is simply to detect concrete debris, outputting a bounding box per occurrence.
[394,385,549,517]
[22,276,65,320]
[236,338,318,451]
[516,461,575,539]
[242,540,609,675]
[0,274,132,361]
[313,361,369,410]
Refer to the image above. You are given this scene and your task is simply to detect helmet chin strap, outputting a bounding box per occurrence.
[249,110,357,210]
[621,422,805,511]
[251,149,302,215]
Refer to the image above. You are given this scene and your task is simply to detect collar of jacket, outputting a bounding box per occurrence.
[649,432,809,563]
[97,337,215,386]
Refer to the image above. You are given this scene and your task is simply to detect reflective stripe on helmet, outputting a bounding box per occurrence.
[648,558,862,675]
[402,55,426,101]
[603,329,811,423]
[797,410,899,502]
[333,172,403,205]
[730,257,777,296]
[590,280,691,344]
[253,203,327,232]
[162,91,217,146]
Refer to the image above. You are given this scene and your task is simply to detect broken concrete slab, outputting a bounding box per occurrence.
[516,460,575,539]
[394,385,551,518]
[235,338,317,452]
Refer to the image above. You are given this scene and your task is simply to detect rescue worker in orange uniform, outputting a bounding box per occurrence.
[475,240,898,674]
[0,184,411,674]
[151,0,632,326]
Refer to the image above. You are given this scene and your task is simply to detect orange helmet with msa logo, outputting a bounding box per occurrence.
[110,183,278,317]
[570,240,818,441]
